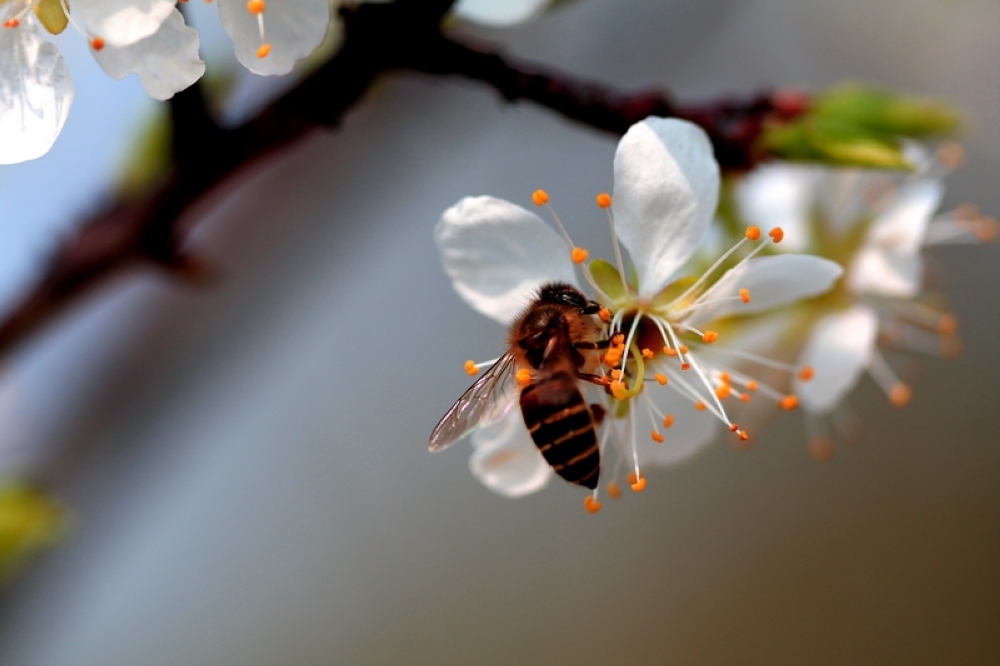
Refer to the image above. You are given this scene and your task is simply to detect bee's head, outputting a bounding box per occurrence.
[538,283,599,315]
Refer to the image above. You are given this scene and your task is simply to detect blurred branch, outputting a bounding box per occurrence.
[0,0,801,359]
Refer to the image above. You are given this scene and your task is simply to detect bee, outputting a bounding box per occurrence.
[429,283,610,489]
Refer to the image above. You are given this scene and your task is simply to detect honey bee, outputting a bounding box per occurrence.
[429,283,610,489]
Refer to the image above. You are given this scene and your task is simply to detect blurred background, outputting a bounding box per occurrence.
[0,0,997,663]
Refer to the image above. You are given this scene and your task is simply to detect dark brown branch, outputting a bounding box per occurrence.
[0,0,801,359]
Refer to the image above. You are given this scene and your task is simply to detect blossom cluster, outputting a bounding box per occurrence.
[0,0,551,165]
[431,116,993,510]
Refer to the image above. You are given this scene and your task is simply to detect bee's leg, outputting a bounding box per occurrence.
[577,372,610,387]
[574,339,611,350]
[589,403,607,425]
[580,301,602,315]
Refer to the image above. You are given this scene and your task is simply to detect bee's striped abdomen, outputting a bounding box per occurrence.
[520,371,600,489]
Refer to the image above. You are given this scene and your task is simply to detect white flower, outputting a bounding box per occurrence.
[737,148,994,457]
[435,117,843,505]
[0,0,202,164]
[451,0,552,27]
[217,0,333,76]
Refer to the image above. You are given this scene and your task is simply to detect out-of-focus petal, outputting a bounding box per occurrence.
[736,164,818,253]
[451,0,550,26]
[847,246,922,298]
[73,0,174,47]
[637,387,719,466]
[92,9,204,100]
[612,118,719,297]
[795,306,879,413]
[469,407,552,497]
[218,0,331,76]
[686,255,842,327]
[865,178,944,253]
[0,26,73,165]
[435,196,577,325]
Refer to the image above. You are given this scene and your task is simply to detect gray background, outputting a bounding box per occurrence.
[0,0,997,663]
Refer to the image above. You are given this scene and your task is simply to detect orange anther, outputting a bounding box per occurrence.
[531,189,549,206]
[571,247,589,263]
[798,366,814,381]
[681,363,690,371]
[641,348,654,359]
[631,477,647,492]
[729,423,739,432]
[663,346,677,357]
[612,334,624,345]
[715,385,732,400]
[607,483,622,499]
[651,430,664,443]
[694,401,706,411]
[889,383,912,407]
[595,193,612,209]
[702,330,719,343]
[739,288,750,303]
[937,315,958,337]
[626,471,638,484]
[975,217,999,242]
[654,373,668,386]
[745,226,761,241]
[610,369,622,380]
[464,360,478,376]
[719,372,731,383]
[598,307,611,323]
[247,0,265,14]
[740,393,750,402]
[779,395,799,410]
[256,43,271,58]
[746,380,758,391]
[611,381,628,401]
[90,36,105,50]
[936,141,965,169]
[679,345,689,354]
[515,369,532,386]
[3,17,20,28]
[583,496,602,514]
[769,227,784,243]
[738,430,749,441]
[663,414,675,428]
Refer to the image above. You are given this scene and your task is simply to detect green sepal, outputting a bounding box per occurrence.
[651,275,699,309]
[589,258,628,304]
[814,84,961,138]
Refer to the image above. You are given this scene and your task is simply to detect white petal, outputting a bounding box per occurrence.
[847,245,922,298]
[469,407,552,497]
[73,0,175,47]
[637,388,719,466]
[686,255,843,328]
[0,26,73,165]
[795,306,879,413]
[866,178,944,253]
[612,118,720,297]
[92,9,205,100]
[219,0,330,76]
[451,0,549,26]
[736,164,818,253]
[435,196,577,325]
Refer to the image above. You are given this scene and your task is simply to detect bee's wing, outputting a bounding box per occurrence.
[428,354,520,452]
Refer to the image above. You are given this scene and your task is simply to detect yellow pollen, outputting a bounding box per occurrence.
[583,496,602,514]
[651,430,664,443]
[937,315,959,337]
[654,373,668,386]
[663,346,677,357]
[603,349,623,366]
[641,348,654,359]
[715,385,731,400]
[531,189,549,206]
[779,395,799,410]
[889,383,912,407]
[247,0,265,14]
[739,288,751,303]
[571,247,589,263]
[809,436,834,462]
[631,477,647,492]
[702,330,719,343]
[769,227,785,243]
[607,483,622,499]
[256,43,271,58]
[798,366,814,381]
[745,226,761,241]
[90,36,105,50]
[610,369,622,380]
[694,401,706,411]
[598,307,611,323]
[663,414,674,428]
[611,381,629,401]
[515,369,532,386]
[746,380,758,391]
[595,193,612,209]
[464,360,478,376]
